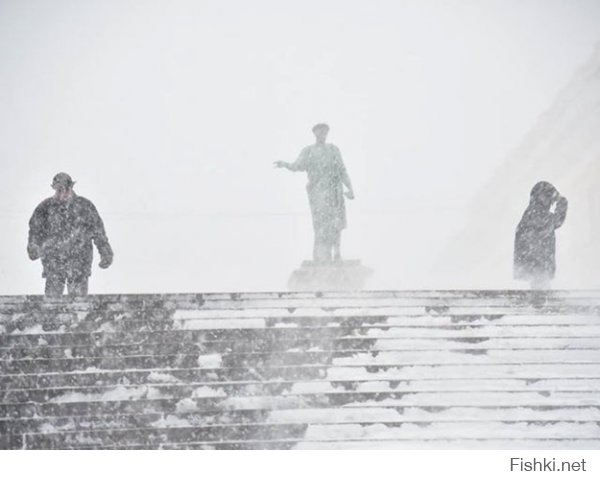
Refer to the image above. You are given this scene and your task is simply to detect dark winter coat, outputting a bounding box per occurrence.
[514,183,568,281]
[28,194,113,278]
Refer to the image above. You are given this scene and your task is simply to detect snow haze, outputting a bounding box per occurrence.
[1,0,600,294]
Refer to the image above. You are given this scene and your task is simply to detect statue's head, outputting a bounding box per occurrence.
[312,123,330,143]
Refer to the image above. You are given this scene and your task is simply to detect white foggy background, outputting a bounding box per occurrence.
[1,0,599,294]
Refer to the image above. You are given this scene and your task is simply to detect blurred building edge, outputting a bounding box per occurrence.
[434,43,600,289]
[288,259,373,291]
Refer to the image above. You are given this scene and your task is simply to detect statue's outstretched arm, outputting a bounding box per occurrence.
[273,161,297,171]
[274,148,308,172]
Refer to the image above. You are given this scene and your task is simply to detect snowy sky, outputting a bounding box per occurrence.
[1,0,600,294]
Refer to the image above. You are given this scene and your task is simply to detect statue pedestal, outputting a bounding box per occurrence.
[288,259,373,291]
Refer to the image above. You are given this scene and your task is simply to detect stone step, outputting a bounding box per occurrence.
[6,420,600,449]
[4,338,599,361]
[3,348,599,373]
[4,378,600,403]
[1,423,309,449]
[1,290,598,309]
[2,305,599,329]
[2,330,599,353]
[300,421,600,441]
[5,406,600,436]
[147,438,600,449]
[4,321,600,338]
[5,313,600,330]
[3,390,600,418]
[0,370,600,395]
[332,349,600,364]
[38,438,600,449]
[175,314,600,325]
[4,314,600,335]
[4,363,600,388]
[291,438,600,449]
[162,305,600,318]
[3,329,599,351]
[0,328,333,346]
[161,302,600,317]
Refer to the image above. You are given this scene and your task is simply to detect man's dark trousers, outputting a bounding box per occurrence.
[45,272,89,296]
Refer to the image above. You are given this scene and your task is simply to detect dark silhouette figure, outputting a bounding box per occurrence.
[275,124,355,262]
[514,181,568,289]
[27,173,113,296]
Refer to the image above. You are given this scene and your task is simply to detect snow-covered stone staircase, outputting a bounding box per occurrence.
[1,290,600,449]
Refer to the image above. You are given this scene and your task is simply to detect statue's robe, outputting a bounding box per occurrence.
[290,143,350,239]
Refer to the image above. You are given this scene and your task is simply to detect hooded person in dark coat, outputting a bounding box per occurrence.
[27,173,113,296]
[514,181,568,289]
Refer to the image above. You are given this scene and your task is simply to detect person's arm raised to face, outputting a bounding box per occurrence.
[553,195,568,229]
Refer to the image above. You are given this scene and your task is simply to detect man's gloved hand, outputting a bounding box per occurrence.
[99,255,113,269]
[27,243,41,260]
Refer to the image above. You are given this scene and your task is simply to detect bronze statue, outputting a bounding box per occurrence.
[275,123,354,262]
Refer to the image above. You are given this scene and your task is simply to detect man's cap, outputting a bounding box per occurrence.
[51,172,75,189]
[312,123,330,133]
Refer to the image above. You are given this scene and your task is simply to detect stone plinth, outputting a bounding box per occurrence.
[287,259,373,291]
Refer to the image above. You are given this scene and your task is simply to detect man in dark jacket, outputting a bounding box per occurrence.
[28,173,114,296]
[514,181,568,289]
